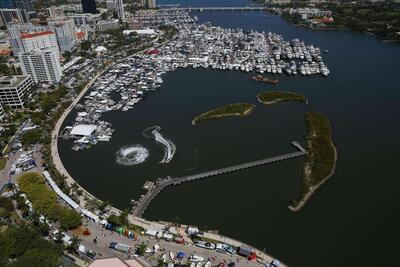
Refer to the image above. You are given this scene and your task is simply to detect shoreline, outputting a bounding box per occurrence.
[49,48,281,265]
[288,137,337,212]
[257,93,306,105]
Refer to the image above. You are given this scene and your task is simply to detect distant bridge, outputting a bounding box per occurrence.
[160,6,267,12]
[132,141,307,217]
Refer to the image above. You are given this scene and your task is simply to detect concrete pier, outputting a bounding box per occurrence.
[133,141,307,217]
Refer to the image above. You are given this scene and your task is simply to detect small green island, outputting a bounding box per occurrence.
[289,112,337,212]
[192,103,256,125]
[257,91,306,105]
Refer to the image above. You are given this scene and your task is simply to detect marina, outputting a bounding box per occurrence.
[62,9,330,150]
[57,1,400,266]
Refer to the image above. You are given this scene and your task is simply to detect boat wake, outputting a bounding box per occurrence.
[143,126,176,163]
[115,145,149,166]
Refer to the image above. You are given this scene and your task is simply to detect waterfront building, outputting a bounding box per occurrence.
[47,6,64,17]
[115,0,125,20]
[8,23,49,55]
[68,13,101,27]
[267,0,291,4]
[48,18,77,53]
[0,75,33,109]
[96,19,121,32]
[19,50,62,84]
[0,8,28,26]
[60,4,83,13]
[81,0,97,14]
[288,8,332,19]
[19,30,59,54]
[17,30,62,84]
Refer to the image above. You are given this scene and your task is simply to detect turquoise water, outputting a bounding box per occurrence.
[59,1,400,266]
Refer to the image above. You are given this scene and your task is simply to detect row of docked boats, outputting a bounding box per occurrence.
[67,10,331,151]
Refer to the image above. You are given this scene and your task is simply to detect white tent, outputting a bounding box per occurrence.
[70,124,96,136]
[145,229,157,237]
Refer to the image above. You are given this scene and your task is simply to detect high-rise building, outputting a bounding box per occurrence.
[19,50,62,84]
[19,31,59,54]
[8,23,49,55]
[48,18,77,53]
[0,75,33,109]
[0,8,28,26]
[11,0,33,11]
[17,31,62,84]
[81,0,96,14]
[115,0,125,20]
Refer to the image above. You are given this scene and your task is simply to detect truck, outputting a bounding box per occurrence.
[109,242,131,253]
[237,246,252,257]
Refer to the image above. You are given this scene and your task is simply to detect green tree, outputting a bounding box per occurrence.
[67,235,81,253]
[20,128,42,146]
[138,242,147,256]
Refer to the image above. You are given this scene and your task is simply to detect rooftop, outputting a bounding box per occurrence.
[0,75,30,88]
[89,257,143,267]
[70,124,97,136]
[21,31,54,39]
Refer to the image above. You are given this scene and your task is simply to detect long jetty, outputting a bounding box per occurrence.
[161,6,267,12]
[132,141,307,217]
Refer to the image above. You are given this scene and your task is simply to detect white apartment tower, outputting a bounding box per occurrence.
[48,18,77,53]
[18,31,62,84]
[19,51,62,84]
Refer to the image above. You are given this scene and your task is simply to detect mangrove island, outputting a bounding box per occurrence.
[289,112,337,212]
[192,103,256,125]
[257,91,306,105]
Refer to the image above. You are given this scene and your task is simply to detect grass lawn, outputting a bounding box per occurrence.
[0,157,7,170]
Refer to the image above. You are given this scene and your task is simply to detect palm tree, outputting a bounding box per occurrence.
[67,235,81,253]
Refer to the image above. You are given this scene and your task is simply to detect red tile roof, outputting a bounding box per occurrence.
[20,31,54,39]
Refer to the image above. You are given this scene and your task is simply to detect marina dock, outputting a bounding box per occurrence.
[132,141,307,217]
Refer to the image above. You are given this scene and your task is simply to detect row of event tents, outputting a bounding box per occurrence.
[145,229,173,241]
[43,171,99,223]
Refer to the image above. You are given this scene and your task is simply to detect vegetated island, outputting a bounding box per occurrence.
[289,112,337,212]
[192,103,256,125]
[257,91,306,105]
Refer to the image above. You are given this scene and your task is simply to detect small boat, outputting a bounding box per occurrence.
[169,251,175,260]
[323,49,329,53]
[250,75,279,84]
[189,254,204,262]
